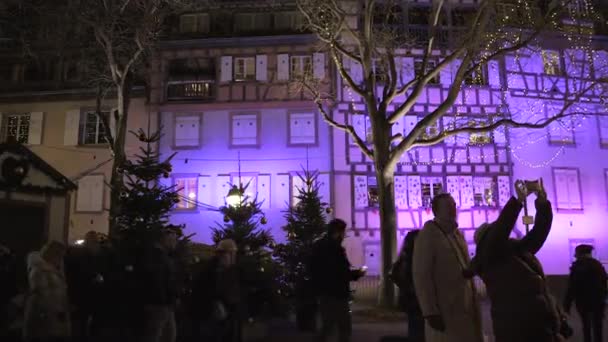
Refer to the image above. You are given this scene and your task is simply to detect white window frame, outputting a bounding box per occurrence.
[174,176,198,210]
[597,116,608,148]
[288,112,317,145]
[80,110,109,145]
[542,50,561,75]
[234,57,256,81]
[290,55,312,80]
[1,113,30,143]
[472,176,498,207]
[179,13,210,34]
[420,177,444,209]
[552,168,583,211]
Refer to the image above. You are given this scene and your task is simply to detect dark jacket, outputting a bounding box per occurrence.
[564,256,607,312]
[310,236,360,299]
[469,197,561,341]
[139,246,178,306]
[190,257,241,319]
[65,246,112,312]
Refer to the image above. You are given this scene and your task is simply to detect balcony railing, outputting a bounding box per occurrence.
[166,81,215,101]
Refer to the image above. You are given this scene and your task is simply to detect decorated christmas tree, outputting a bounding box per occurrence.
[114,128,184,248]
[273,170,329,329]
[212,182,278,318]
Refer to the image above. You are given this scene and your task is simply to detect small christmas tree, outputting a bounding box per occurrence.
[114,128,184,248]
[212,183,278,319]
[274,170,329,329]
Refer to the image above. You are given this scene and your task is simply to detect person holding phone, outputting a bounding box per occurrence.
[310,219,366,342]
[465,179,569,342]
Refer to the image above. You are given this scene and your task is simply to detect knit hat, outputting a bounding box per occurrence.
[474,223,491,244]
[216,239,238,252]
[575,244,593,256]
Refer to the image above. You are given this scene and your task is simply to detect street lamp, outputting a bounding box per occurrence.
[226,185,243,207]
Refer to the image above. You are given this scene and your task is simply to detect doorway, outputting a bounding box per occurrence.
[0,201,46,290]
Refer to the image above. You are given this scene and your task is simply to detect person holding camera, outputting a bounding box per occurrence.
[465,179,569,342]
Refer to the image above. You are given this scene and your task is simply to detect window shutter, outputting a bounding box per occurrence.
[239,175,258,200]
[440,59,453,87]
[446,176,461,207]
[488,60,501,87]
[275,174,290,208]
[317,173,331,205]
[459,175,474,209]
[257,174,271,209]
[197,176,211,206]
[77,175,104,212]
[391,116,404,139]
[349,59,362,84]
[599,117,608,145]
[27,112,44,145]
[220,56,233,83]
[64,109,80,146]
[175,115,201,147]
[404,115,418,139]
[351,114,367,144]
[407,175,422,209]
[232,115,258,146]
[566,170,582,209]
[290,113,315,144]
[394,175,408,209]
[354,175,368,208]
[313,52,325,79]
[215,175,231,207]
[401,57,415,85]
[277,54,290,81]
[291,173,305,207]
[493,125,507,145]
[109,108,117,143]
[553,170,570,209]
[497,176,511,207]
[256,54,268,82]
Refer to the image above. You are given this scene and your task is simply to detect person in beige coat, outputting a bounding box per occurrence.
[23,240,71,342]
[412,193,483,342]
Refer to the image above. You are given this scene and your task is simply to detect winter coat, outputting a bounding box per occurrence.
[469,197,563,342]
[310,236,360,299]
[191,256,242,319]
[65,246,112,313]
[139,246,178,307]
[23,252,71,340]
[564,256,607,313]
[412,220,483,342]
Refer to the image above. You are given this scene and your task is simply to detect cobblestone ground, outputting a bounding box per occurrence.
[265,301,608,342]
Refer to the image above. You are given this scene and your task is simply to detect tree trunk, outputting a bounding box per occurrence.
[108,83,131,237]
[375,166,397,307]
[370,112,398,307]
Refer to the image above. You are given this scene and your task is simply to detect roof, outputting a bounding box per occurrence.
[0,142,77,194]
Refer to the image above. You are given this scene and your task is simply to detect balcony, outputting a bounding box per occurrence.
[166,81,215,102]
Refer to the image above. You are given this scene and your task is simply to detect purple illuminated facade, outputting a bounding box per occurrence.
[156,3,608,275]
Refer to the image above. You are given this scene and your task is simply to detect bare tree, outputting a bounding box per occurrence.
[296,0,606,305]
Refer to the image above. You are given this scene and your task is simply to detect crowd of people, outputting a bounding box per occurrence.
[1,179,607,342]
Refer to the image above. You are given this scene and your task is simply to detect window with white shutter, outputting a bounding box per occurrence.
[553,168,583,210]
[290,173,306,207]
[231,113,259,147]
[289,112,316,145]
[174,114,201,147]
[175,177,198,210]
[542,50,561,75]
[76,175,104,213]
[234,57,256,81]
[232,174,258,202]
[290,55,312,80]
[79,110,110,145]
[598,116,608,148]
[0,113,30,143]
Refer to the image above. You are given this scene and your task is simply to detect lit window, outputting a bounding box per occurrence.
[465,64,488,85]
[175,177,197,210]
[421,177,444,209]
[290,55,312,79]
[468,119,493,145]
[542,50,561,75]
[1,113,30,143]
[234,57,256,81]
[80,110,109,145]
[473,177,497,207]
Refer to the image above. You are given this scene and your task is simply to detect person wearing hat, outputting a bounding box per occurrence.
[564,244,607,342]
[191,239,242,342]
[465,180,567,342]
